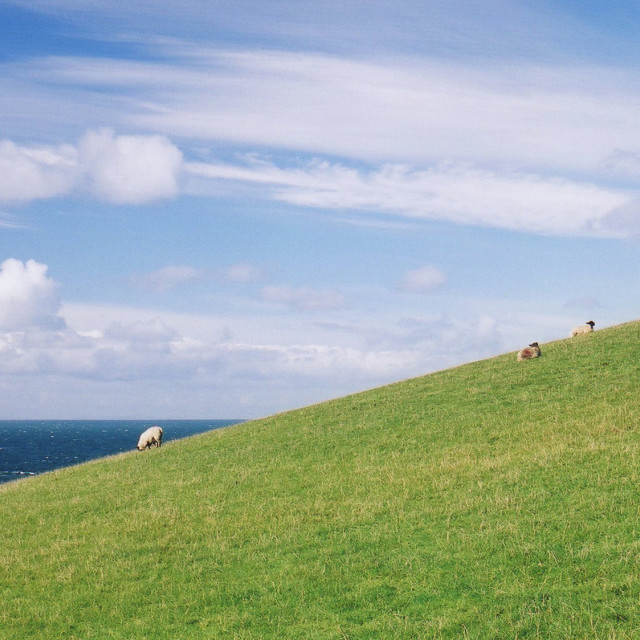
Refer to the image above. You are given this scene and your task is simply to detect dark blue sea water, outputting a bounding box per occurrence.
[0,420,243,485]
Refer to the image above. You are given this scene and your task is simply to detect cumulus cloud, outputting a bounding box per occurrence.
[78,128,183,204]
[0,258,65,331]
[261,285,346,311]
[0,129,183,205]
[399,265,446,293]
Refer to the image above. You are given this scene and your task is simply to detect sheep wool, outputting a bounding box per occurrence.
[517,342,541,361]
[570,321,595,337]
[137,426,164,451]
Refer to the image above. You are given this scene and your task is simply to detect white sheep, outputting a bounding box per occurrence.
[517,342,541,361]
[570,320,595,337]
[137,426,163,451]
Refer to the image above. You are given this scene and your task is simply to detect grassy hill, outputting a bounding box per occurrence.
[2,321,640,639]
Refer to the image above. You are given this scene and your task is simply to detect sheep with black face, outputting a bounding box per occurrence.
[570,321,595,337]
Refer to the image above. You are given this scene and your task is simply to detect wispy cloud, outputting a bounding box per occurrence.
[118,52,640,174]
[0,212,25,229]
[6,45,640,172]
[186,157,632,237]
[4,42,640,238]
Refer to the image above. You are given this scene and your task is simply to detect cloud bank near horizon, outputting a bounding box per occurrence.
[0,257,513,417]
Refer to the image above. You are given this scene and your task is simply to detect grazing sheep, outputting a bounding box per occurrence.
[570,320,595,337]
[137,426,163,451]
[517,342,541,361]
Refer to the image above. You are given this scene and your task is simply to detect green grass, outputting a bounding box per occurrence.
[3,321,640,638]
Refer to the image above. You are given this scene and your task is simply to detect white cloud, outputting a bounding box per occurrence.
[186,158,632,237]
[78,128,183,204]
[399,265,447,293]
[23,49,637,172]
[0,0,608,83]
[0,129,183,205]
[0,259,65,331]
[261,285,346,311]
[130,51,636,176]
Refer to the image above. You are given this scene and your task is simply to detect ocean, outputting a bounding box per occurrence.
[0,419,243,485]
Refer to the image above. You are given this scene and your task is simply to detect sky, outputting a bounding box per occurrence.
[2,0,640,419]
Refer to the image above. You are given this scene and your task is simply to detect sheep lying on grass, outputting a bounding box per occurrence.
[570,321,595,337]
[517,342,541,361]
[137,426,163,451]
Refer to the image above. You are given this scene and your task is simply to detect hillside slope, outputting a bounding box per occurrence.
[2,321,640,639]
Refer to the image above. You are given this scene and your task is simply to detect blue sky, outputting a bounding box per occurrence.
[1,0,640,418]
